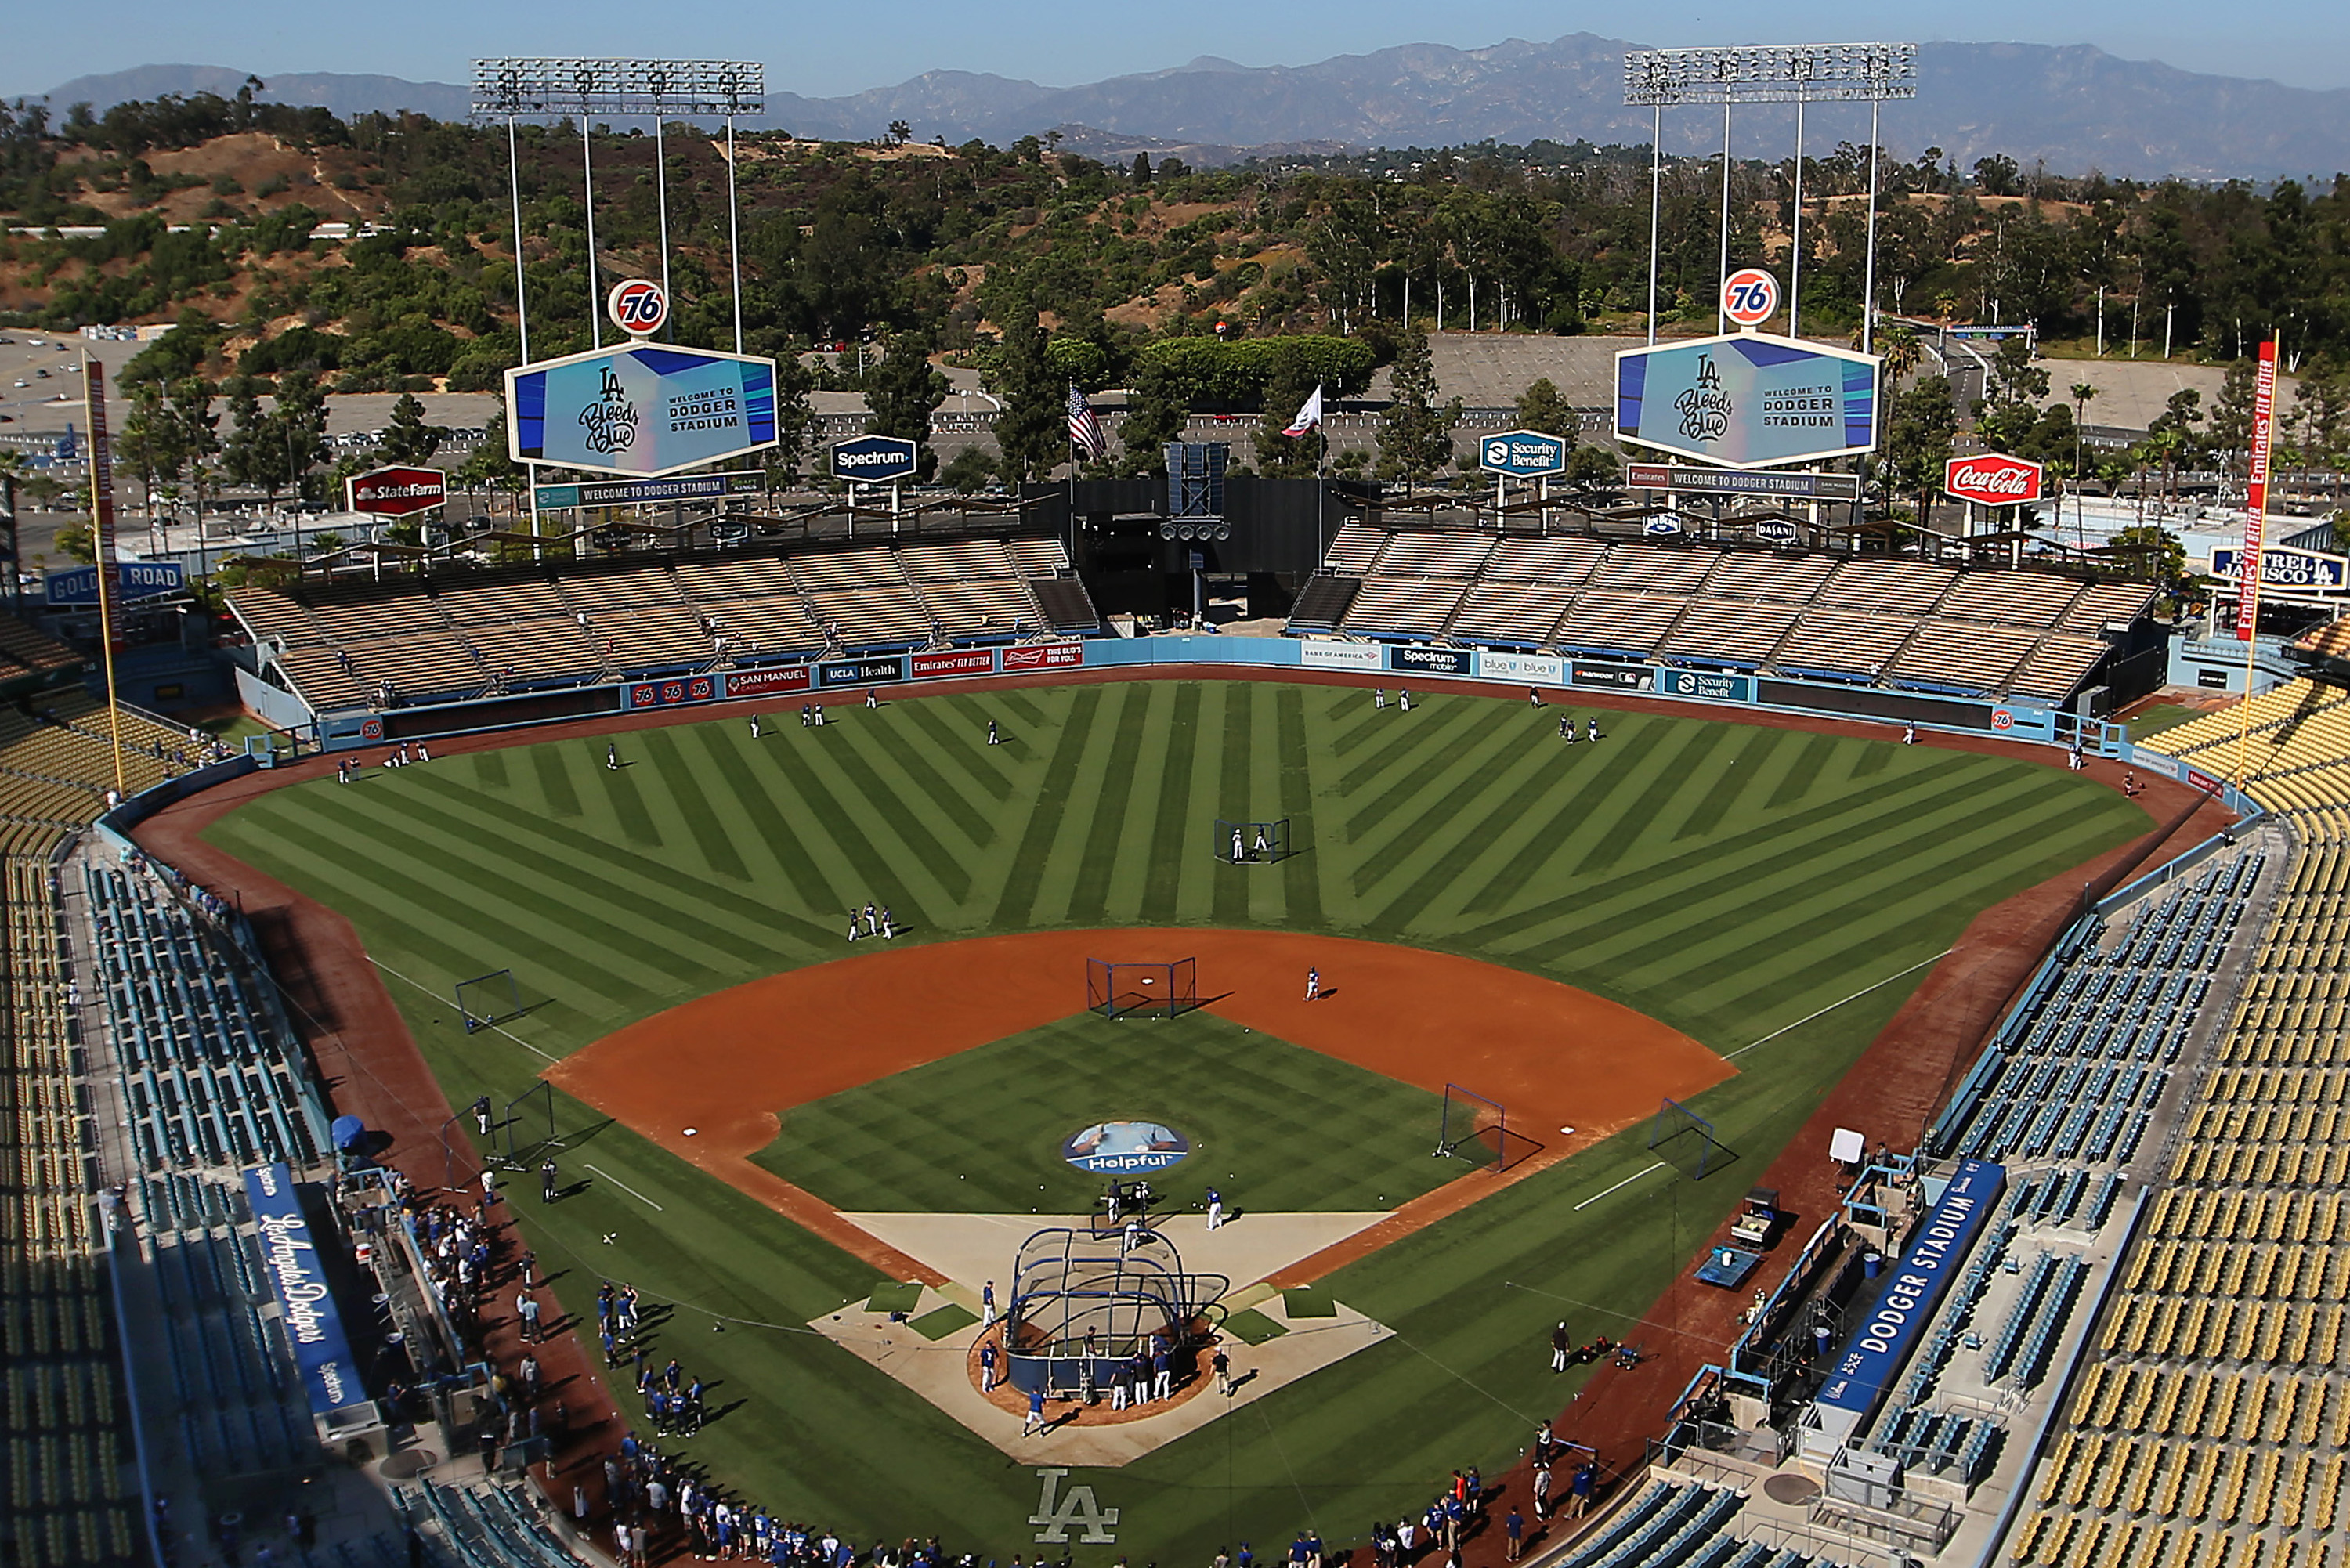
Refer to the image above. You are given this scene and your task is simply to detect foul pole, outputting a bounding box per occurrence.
[81,360,127,800]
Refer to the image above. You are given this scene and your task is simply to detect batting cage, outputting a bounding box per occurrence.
[1434,1083,1511,1172]
[1086,957,1200,1020]
[1649,1097,1728,1180]
[1004,1225,1229,1396]
[1215,817,1293,865]
[455,968,524,1034]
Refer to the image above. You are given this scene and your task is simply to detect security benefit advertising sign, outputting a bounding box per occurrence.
[507,343,779,477]
[1615,333,1880,470]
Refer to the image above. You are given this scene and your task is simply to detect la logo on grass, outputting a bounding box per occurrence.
[1030,1469,1119,1543]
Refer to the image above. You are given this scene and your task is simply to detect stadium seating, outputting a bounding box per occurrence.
[2008,699,2350,1563]
[227,537,1094,712]
[84,863,331,1172]
[1294,524,2146,703]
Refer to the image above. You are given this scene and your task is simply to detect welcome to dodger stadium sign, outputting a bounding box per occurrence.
[1614,333,1880,470]
[507,342,780,478]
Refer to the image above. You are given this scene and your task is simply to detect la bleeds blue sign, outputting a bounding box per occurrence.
[1815,1158,2005,1415]
[245,1162,365,1416]
[1615,332,1879,470]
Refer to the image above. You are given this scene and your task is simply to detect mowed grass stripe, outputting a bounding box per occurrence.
[1766,730,1841,808]
[1343,704,1541,869]
[214,804,701,1014]
[531,744,583,818]
[1464,717,1681,908]
[818,724,979,906]
[791,729,976,915]
[1470,749,2014,945]
[1211,684,1256,927]
[1338,700,1500,833]
[1668,724,1772,841]
[1136,684,1202,924]
[1065,685,1152,927]
[642,728,750,881]
[1102,684,1179,921]
[690,728,831,912]
[291,785,807,978]
[1274,685,1323,928]
[595,748,664,846]
[988,688,1100,927]
[390,771,841,951]
[841,711,998,852]
[898,697,1018,803]
[765,727,943,921]
[1352,728,1567,932]
[1499,762,2055,969]
[1579,723,1735,875]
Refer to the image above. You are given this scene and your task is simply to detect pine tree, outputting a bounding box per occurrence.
[1376,327,1459,492]
[379,392,446,464]
[990,298,1062,483]
[866,328,948,479]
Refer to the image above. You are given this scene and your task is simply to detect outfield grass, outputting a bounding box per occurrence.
[203,680,2147,1557]
[754,1010,1455,1215]
[2127,702,2205,739]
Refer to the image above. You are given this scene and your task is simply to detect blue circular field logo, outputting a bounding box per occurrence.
[1062,1121,1191,1174]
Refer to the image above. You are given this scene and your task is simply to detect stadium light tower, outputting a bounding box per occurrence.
[1625,42,1917,345]
[471,59,767,359]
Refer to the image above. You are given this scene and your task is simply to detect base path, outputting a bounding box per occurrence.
[546,928,1730,1284]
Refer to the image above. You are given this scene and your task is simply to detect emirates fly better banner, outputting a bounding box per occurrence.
[2237,338,2279,641]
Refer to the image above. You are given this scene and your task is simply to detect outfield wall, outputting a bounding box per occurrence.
[308,633,2137,757]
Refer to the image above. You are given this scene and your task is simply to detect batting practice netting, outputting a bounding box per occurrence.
[1004,1225,1228,1396]
[500,1082,559,1169]
[1649,1097,1726,1180]
[1215,817,1293,865]
[1087,958,1200,1020]
[1435,1083,1509,1172]
[455,969,524,1034]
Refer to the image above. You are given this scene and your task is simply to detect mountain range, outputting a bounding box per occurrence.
[34,37,2350,181]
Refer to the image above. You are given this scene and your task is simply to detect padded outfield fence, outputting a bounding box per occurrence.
[1087,957,1200,1020]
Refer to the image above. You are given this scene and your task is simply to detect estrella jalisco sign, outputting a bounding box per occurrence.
[1615,331,1880,469]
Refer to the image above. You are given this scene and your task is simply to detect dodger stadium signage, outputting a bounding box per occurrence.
[507,342,780,478]
[1615,332,1880,470]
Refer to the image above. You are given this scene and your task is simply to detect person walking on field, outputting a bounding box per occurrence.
[541,1158,559,1203]
[1503,1508,1524,1562]
[1551,1320,1571,1372]
[1374,688,1386,710]
[866,688,880,709]
[1024,1385,1047,1436]
[750,714,761,739]
[1304,967,1321,1001]
[1560,714,1574,742]
[1531,1462,1551,1520]
[1570,1459,1596,1519]
[1205,1186,1224,1230]
[1399,688,1412,712]
[1233,827,1247,863]
[1213,1345,1232,1396]
[987,719,1000,746]
[606,742,620,770]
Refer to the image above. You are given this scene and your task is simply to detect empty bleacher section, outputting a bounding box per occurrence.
[400,1476,586,1568]
[1295,524,2154,704]
[230,537,1096,712]
[2004,697,2350,1565]
[136,1171,320,1479]
[84,862,331,1172]
[2,852,140,1566]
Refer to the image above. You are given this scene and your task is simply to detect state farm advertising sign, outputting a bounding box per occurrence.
[1943,453,2044,507]
[345,465,448,516]
[1002,642,1084,671]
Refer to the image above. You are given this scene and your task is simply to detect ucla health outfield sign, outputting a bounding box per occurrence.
[1478,429,1570,478]
[1616,333,1879,469]
[507,343,779,477]
[244,1162,365,1418]
[1816,1158,2005,1418]
[46,560,184,606]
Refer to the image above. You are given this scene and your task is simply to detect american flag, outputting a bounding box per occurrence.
[1067,383,1110,461]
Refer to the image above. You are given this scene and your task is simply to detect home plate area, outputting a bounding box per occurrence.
[812,1209,1392,1464]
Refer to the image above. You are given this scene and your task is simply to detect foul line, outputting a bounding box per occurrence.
[583,1162,665,1212]
[1725,947,1955,1060]
[1574,1161,1667,1212]
[367,957,559,1064]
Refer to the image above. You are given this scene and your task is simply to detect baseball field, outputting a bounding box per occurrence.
[197,677,2147,1555]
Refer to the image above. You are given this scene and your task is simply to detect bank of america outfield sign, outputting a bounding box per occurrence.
[1616,332,1880,470]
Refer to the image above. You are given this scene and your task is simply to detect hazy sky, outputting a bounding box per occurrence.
[9,0,2350,99]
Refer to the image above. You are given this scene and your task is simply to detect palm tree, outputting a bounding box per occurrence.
[1878,325,1922,385]
[2070,382,2099,477]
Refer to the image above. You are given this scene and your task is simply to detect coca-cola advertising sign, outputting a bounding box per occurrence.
[345,465,449,516]
[1943,453,2044,506]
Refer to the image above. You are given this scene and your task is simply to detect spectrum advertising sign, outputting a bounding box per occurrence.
[1943,453,2044,508]
[507,343,780,478]
[1615,332,1880,470]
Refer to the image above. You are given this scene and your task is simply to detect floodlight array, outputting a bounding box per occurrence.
[470,58,766,119]
[1623,43,1917,106]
